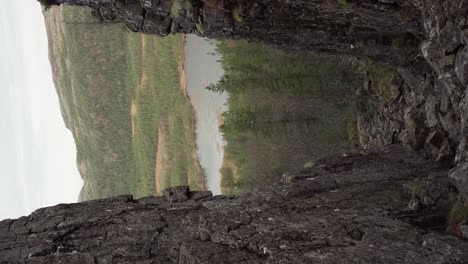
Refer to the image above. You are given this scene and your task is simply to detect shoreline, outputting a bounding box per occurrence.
[177,34,208,192]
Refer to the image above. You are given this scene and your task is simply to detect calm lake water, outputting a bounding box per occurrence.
[184,35,228,195]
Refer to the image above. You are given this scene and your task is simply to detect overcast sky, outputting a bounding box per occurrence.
[0,0,83,220]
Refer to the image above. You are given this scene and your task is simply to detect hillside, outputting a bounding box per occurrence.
[44,6,204,200]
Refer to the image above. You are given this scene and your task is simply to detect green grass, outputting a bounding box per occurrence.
[46,7,134,199]
[46,6,203,199]
[130,34,204,196]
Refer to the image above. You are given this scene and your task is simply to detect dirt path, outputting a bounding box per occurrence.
[140,72,147,88]
[141,34,147,60]
[217,113,224,127]
[177,36,188,99]
[140,35,148,88]
[222,159,240,181]
[154,125,167,194]
[131,100,137,137]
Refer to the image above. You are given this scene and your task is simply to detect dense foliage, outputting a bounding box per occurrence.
[215,40,362,193]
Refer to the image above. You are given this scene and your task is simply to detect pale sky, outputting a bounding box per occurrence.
[0,0,83,220]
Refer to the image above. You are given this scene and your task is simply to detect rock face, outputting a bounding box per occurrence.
[353,0,468,200]
[0,145,467,263]
[40,0,423,65]
[450,163,468,199]
[23,0,468,262]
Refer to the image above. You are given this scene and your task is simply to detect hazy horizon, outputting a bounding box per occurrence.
[0,0,83,220]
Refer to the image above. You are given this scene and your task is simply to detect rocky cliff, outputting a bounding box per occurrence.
[40,0,424,65]
[1,145,467,263]
[355,0,468,203]
[3,0,465,262]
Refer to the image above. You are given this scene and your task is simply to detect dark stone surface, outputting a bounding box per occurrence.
[40,0,423,65]
[357,0,468,173]
[162,185,190,202]
[461,222,468,239]
[1,145,467,263]
[455,46,468,85]
[450,162,468,200]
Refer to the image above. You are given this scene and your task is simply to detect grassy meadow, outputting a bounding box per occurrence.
[45,6,204,200]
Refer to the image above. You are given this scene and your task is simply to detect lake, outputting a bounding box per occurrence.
[184,35,228,195]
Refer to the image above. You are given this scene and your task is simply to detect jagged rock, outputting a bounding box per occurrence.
[455,137,468,163]
[39,0,424,65]
[357,111,403,151]
[189,191,213,201]
[449,162,468,200]
[439,81,451,113]
[455,45,468,85]
[439,73,464,107]
[425,94,440,128]
[0,145,467,263]
[421,195,435,206]
[459,89,468,134]
[440,54,456,68]
[425,131,453,165]
[425,130,441,153]
[438,110,461,141]
[421,39,444,73]
[408,198,420,211]
[403,174,454,209]
[403,107,428,150]
[439,22,462,55]
[162,185,190,202]
[436,138,454,164]
[461,222,468,239]
[355,0,468,171]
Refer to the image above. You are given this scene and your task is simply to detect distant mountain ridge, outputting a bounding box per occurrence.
[44,6,205,201]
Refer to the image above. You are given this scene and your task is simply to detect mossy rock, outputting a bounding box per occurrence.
[232,5,244,22]
[447,197,468,238]
[171,0,193,17]
[303,161,316,168]
[336,0,351,8]
[195,22,208,34]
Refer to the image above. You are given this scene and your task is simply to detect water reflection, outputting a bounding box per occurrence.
[184,35,228,195]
